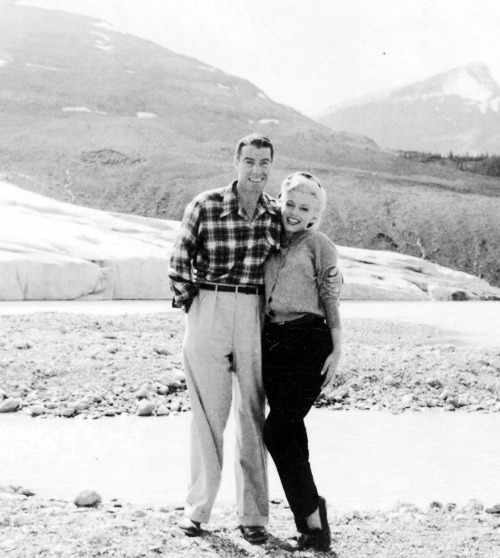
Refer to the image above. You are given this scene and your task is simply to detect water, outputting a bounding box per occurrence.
[1,300,498,346]
[1,410,500,513]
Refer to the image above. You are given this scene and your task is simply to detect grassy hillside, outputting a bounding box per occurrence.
[1,2,500,287]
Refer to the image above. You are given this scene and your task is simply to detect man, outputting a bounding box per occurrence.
[168,133,281,543]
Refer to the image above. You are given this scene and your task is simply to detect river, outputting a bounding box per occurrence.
[1,410,500,513]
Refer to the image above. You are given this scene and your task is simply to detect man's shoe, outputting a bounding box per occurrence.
[239,525,269,544]
[178,517,201,537]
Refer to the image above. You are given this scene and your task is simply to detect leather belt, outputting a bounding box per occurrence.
[198,283,264,295]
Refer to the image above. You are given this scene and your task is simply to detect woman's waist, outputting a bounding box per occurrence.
[264,313,327,328]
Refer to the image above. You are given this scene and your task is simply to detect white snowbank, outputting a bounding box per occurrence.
[0,182,179,300]
[1,182,499,301]
[259,118,279,125]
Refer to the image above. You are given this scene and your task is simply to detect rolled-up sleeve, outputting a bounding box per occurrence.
[316,237,343,328]
[168,199,201,311]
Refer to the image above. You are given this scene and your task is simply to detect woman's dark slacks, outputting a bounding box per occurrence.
[262,318,333,526]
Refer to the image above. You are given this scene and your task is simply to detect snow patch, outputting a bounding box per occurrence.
[95,43,113,52]
[0,182,180,300]
[259,118,279,125]
[91,31,111,42]
[198,65,216,72]
[137,112,157,118]
[442,67,492,102]
[62,107,92,113]
[257,92,268,100]
[217,83,231,90]
[93,21,120,33]
[0,59,8,67]
[24,62,61,71]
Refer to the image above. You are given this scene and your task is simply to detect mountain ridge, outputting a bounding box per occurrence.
[317,62,500,155]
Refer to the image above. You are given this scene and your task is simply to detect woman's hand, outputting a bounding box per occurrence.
[320,347,342,389]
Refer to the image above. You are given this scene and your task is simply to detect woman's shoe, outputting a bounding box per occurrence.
[295,497,331,552]
[178,516,201,537]
[294,515,309,534]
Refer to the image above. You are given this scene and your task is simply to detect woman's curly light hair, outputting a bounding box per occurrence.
[279,172,327,231]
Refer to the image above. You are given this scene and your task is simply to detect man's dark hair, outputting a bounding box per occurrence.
[235,133,274,161]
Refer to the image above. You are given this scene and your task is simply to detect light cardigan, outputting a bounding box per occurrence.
[264,230,342,327]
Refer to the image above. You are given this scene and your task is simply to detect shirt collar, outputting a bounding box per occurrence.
[220,181,280,219]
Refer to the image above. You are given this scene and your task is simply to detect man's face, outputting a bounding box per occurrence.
[235,144,273,194]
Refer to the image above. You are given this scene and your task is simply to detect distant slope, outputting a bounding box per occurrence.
[317,62,500,155]
[0,1,379,211]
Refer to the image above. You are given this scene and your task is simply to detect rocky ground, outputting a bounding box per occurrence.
[1,312,500,418]
[1,486,500,558]
[1,311,500,557]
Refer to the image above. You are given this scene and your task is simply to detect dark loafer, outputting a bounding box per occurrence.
[295,497,331,552]
[178,517,201,537]
[239,525,269,544]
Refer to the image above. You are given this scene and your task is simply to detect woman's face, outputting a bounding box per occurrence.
[280,186,320,236]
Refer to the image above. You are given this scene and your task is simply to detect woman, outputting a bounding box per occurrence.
[262,172,342,552]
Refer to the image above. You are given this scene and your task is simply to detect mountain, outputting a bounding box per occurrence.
[316,62,500,155]
[1,2,500,290]
[0,0,379,217]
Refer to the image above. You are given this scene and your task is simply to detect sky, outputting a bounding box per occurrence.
[13,0,500,116]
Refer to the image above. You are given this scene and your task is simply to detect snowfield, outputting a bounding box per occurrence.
[1,181,500,301]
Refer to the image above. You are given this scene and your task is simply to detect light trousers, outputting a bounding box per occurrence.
[182,288,269,526]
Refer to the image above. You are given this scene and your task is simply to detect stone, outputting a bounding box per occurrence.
[137,400,155,416]
[11,513,35,527]
[0,398,21,413]
[426,377,443,389]
[135,386,150,399]
[401,394,414,407]
[462,499,484,513]
[28,405,46,417]
[384,375,400,387]
[156,405,170,416]
[74,490,102,508]
[490,358,500,371]
[485,504,500,515]
[74,400,91,412]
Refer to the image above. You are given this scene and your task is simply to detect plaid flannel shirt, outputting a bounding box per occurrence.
[169,181,282,311]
